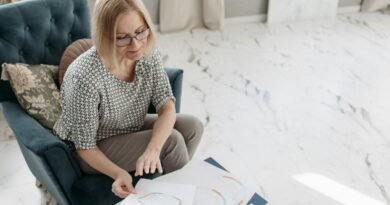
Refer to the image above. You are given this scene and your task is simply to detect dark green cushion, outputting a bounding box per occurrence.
[3,63,61,129]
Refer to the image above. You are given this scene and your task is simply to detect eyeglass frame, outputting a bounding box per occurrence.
[115,28,150,47]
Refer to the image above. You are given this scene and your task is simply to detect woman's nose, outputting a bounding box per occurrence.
[129,38,141,49]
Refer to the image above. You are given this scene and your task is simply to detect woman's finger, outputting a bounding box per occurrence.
[144,160,151,174]
[123,182,136,194]
[150,161,157,174]
[113,184,129,198]
[136,160,144,176]
[157,160,163,173]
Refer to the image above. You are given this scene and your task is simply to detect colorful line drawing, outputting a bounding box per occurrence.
[136,192,182,205]
[212,188,227,204]
[127,175,247,205]
[209,175,246,205]
[222,175,245,205]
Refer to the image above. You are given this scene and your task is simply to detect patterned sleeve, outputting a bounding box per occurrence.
[151,51,176,113]
[60,72,100,149]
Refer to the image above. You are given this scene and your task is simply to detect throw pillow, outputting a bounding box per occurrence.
[2,63,62,129]
[59,38,93,86]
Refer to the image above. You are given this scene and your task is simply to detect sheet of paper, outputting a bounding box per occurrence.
[118,179,196,205]
[156,159,256,205]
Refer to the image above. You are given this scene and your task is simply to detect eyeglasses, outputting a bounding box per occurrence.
[115,28,150,47]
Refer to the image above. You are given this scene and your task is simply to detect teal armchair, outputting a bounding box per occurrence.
[0,0,183,204]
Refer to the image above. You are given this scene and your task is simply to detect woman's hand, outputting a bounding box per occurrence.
[135,148,163,176]
[112,169,136,198]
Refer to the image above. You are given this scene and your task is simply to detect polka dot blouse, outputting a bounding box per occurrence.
[53,47,176,149]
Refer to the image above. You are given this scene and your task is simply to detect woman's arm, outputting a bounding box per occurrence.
[148,99,176,153]
[135,99,176,176]
[137,50,178,176]
[77,148,136,198]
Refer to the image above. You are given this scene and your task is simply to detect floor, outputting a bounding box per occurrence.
[1,11,390,205]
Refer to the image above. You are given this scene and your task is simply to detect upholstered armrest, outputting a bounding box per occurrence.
[2,101,80,204]
[2,102,70,154]
[148,68,184,113]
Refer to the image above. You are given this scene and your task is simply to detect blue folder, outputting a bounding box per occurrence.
[204,157,268,205]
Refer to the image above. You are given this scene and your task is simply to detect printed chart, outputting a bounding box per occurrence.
[156,160,256,205]
[118,179,196,205]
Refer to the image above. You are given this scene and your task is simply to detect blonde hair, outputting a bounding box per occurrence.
[92,0,156,69]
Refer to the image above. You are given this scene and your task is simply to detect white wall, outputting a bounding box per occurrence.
[144,0,363,24]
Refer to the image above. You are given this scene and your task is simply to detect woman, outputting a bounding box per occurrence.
[53,0,203,198]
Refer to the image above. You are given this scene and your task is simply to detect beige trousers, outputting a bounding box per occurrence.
[79,114,204,174]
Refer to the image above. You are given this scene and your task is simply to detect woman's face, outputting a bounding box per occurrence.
[115,9,149,62]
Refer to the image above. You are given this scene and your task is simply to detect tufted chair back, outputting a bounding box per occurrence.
[0,0,90,101]
[0,0,91,204]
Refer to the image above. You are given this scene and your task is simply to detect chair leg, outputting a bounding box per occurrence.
[35,179,59,205]
[47,195,59,205]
